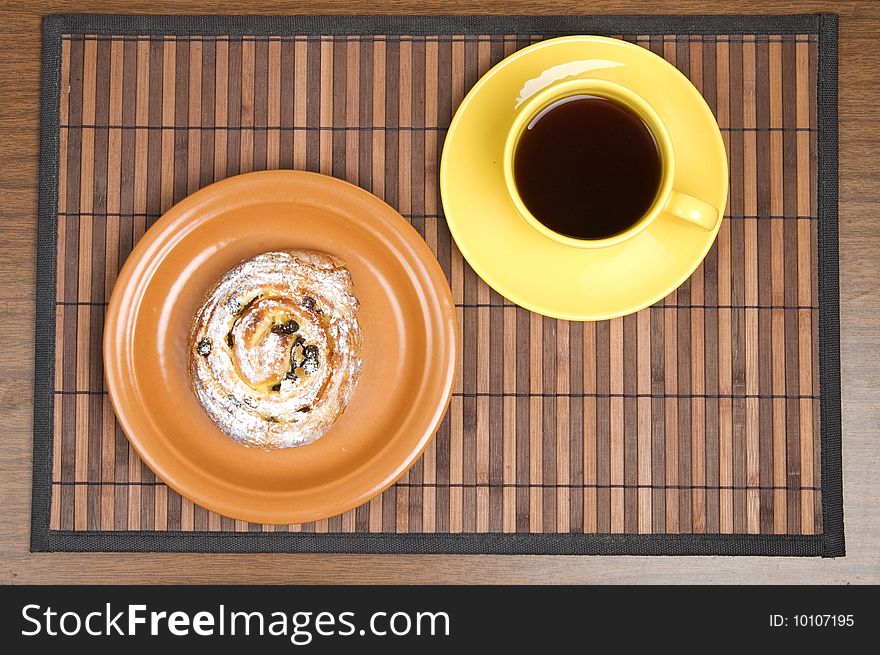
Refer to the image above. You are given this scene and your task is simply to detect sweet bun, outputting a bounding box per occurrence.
[188,250,362,449]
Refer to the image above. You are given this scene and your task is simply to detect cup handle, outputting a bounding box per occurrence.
[664,191,719,231]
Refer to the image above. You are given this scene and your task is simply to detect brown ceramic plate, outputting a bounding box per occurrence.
[104,171,457,524]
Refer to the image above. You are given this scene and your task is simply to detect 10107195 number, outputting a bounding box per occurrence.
[793,614,854,627]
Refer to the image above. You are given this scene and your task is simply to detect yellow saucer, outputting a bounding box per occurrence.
[440,36,728,321]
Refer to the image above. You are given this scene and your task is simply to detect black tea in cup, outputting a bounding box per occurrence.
[513,94,663,240]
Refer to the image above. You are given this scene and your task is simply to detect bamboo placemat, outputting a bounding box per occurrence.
[31,14,842,555]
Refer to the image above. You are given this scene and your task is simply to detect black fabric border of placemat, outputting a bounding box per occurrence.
[31,13,843,556]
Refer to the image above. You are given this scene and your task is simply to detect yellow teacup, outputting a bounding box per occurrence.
[503,77,719,249]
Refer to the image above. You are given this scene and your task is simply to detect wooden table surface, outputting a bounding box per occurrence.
[1,0,877,584]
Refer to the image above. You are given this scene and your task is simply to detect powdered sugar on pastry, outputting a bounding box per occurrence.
[188,250,362,449]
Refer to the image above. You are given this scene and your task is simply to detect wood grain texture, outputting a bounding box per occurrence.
[1,0,878,583]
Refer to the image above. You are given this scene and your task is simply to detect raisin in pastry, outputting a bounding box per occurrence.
[188,250,362,449]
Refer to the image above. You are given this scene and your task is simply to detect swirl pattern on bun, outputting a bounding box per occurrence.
[188,250,362,449]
